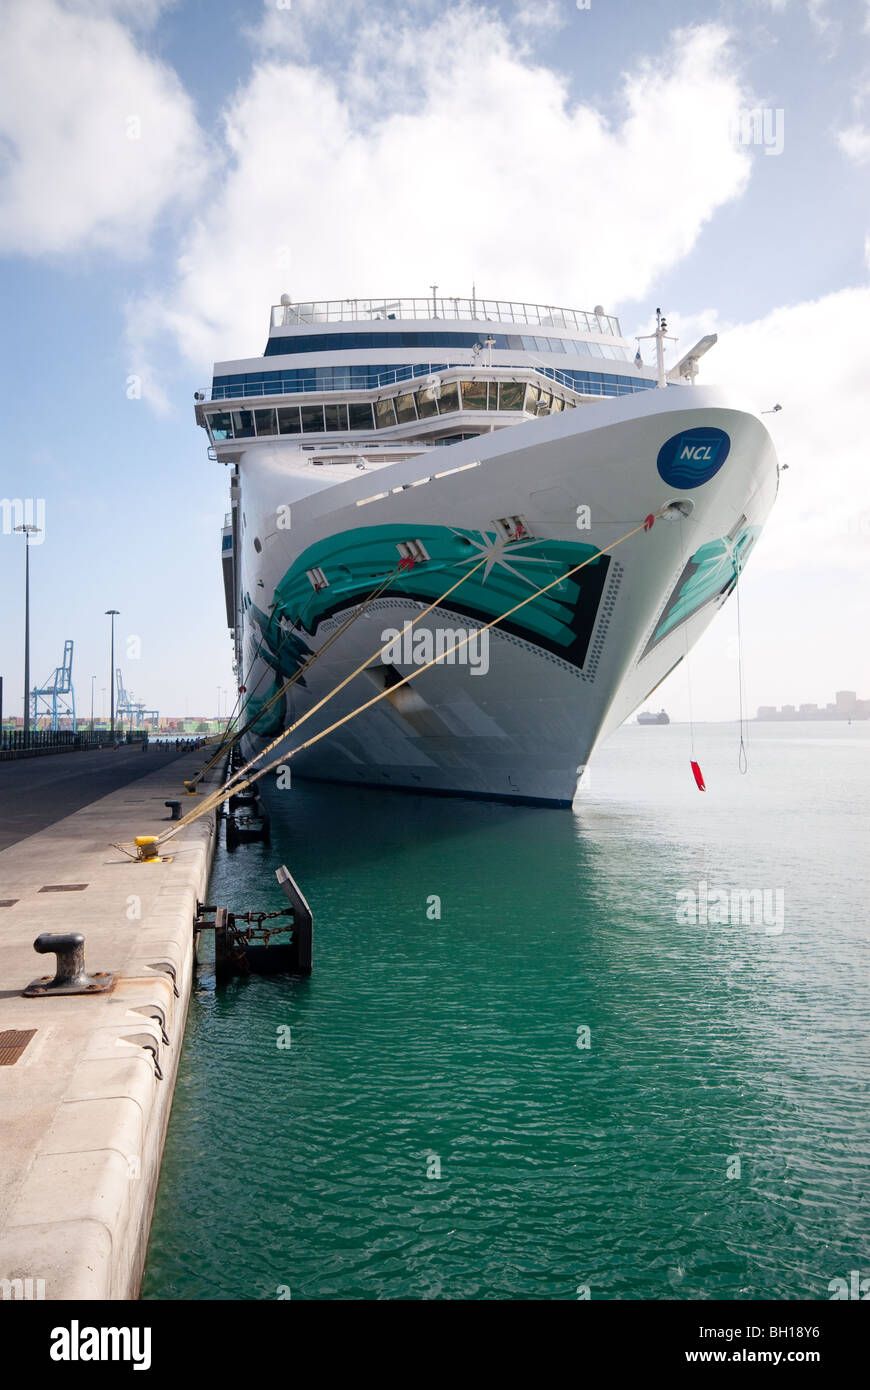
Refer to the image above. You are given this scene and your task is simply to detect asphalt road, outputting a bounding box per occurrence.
[0,744,197,852]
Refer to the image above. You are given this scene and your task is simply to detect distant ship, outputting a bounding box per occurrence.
[198,295,778,806]
[637,709,670,725]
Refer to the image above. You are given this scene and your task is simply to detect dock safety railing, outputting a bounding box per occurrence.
[0,729,146,759]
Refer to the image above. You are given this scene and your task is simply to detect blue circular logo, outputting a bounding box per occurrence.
[657,427,731,488]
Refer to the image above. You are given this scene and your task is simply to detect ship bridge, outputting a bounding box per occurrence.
[196,294,664,452]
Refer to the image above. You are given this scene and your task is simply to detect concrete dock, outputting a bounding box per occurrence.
[0,748,220,1299]
[0,742,196,852]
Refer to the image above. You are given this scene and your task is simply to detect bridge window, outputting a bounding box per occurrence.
[460,380,487,411]
[278,406,301,433]
[210,412,233,440]
[231,410,255,438]
[395,392,417,424]
[348,403,374,430]
[255,408,278,436]
[375,398,397,428]
[498,382,525,411]
[324,403,349,431]
[415,384,440,418]
[301,405,325,432]
[437,382,459,413]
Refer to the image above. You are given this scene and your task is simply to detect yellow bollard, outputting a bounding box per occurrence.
[134,836,159,862]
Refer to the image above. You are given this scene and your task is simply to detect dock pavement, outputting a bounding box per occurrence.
[0,748,220,1299]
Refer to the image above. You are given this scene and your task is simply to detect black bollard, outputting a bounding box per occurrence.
[23,932,116,997]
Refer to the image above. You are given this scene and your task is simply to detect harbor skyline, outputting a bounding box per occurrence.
[756,689,869,721]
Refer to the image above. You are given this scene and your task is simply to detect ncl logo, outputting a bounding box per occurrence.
[680,441,719,463]
[657,427,731,489]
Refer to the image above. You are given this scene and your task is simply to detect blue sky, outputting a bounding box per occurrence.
[1,0,868,724]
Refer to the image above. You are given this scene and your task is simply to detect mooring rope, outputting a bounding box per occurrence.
[186,558,409,788]
[735,556,749,774]
[158,549,494,838]
[145,508,667,851]
[680,515,697,763]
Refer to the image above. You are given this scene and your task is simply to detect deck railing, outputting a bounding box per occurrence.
[205,360,653,403]
[270,297,621,335]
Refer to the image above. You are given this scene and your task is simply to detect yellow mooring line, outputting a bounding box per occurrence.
[157,548,494,841]
[120,509,666,859]
[184,558,409,791]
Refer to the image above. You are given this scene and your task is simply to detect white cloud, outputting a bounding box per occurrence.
[66,0,177,25]
[250,0,435,60]
[697,286,870,578]
[511,0,567,27]
[130,11,753,378]
[807,0,840,45]
[838,124,870,164]
[0,0,206,258]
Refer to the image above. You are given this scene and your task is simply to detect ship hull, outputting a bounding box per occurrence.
[233,386,778,805]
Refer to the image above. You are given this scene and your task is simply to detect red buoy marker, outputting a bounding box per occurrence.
[690,760,706,791]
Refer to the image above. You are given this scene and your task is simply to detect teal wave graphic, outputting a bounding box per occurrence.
[646,523,760,652]
[249,523,609,674]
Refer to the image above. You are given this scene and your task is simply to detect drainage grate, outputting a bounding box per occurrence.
[0,900,18,908]
[38,884,88,893]
[0,1029,37,1066]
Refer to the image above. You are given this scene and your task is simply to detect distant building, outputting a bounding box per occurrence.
[756,691,868,721]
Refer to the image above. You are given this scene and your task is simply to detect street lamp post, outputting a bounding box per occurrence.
[105,610,119,742]
[90,675,96,732]
[15,523,41,749]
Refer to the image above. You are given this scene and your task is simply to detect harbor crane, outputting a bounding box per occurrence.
[32,639,76,731]
[115,667,159,731]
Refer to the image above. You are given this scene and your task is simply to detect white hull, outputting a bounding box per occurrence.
[231,385,778,806]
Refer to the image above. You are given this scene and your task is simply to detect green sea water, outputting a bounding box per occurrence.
[142,722,870,1300]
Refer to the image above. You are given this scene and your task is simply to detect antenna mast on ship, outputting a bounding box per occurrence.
[636,308,676,388]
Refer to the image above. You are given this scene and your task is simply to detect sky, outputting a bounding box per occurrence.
[0,0,868,725]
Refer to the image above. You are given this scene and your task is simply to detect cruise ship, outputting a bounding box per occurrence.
[195,295,779,807]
